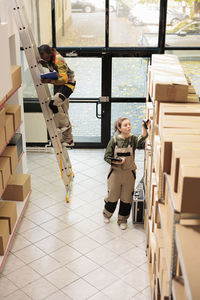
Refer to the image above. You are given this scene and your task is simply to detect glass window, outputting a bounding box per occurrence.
[111,103,146,136]
[112,58,150,98]
[21,51,53,99]
[165,50,200,96]
[65,58,101,98]
[166,0,200,47]
[56,0,105,47]
[21,54,101,100]
[112,1,160,47]
[69,103,101,143]
[34,0,52,46]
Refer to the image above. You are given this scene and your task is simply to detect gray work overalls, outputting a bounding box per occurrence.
[103,136,136,224]
[53,94,73,144]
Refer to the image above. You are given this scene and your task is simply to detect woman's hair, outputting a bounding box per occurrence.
[114,117,130,133]
[38,44,52,55]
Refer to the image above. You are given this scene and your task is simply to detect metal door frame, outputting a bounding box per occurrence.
[24,0,200,148]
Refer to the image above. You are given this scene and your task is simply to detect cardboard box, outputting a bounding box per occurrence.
[187,93,199,103]
[2,173,31,201]
[160,115,200,132]
[159,103,200,129]
[0,128,6,154]
[152,54,179,65]
[0,108,6,132]
[6,65,22,98]
[0,157,11,189]
[160,135,200,175]
[160,127,200,139]
[0,173,3,196]
[159,119,200,137]
[5,104,21,131]
[0,219,10,255]
[153,187,159,225]
[0,201,17,234]
[155,227,164,275]
[151,69,188,102]
[5,115,14,143]
[171,145,200,193]
[9,133,23,158]
[1,146,18,174]
[188,85,196,94]
[177,165,200,213]
[156,102,200,125]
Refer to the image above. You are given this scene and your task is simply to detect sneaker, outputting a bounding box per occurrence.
[60,125,71,132]
[62,140,75,147]
[119,223,127,230]
[104,217,110,223]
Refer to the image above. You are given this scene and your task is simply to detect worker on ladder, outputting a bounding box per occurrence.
[38,44,76,149]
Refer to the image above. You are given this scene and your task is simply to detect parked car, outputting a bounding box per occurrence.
[139,19,200,47]
[71,0,116,13]
[128,4,189,26]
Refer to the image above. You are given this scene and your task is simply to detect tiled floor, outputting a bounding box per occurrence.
[0,149,150,300]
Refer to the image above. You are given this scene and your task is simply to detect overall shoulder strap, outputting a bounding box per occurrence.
[113,136,118,148]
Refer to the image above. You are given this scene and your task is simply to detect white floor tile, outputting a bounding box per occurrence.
[88,292,111,300]
[86,245,118,265]
[121,247,147,267]
[10,234,31,253]
[66,255,99,277]
[44,202,70,217]
[16,217,37,233]
[69,236,100,254]
[103,256,137,278]
[83,267,118,290]
[104,237,135,255]
[132,292,149,300]
[35,235,66,254]
[58,211,85,225]
[20,226,50,243]
[29,255,62,276]
[0,150,150,299]
[44,290,72,300]
[22,277,58,300]
[2,253,25,276]
[88,227,117,244]
[6,265,41,288]
[45,266,78,289]
[4,289,32,300]
[0,277,18,297]
[122,268,150,292]
[26,210,54,225]
[50,244,81,264]
[14,244,46,264]
[72,219,101,234]
[39,217,69,234]
[62,278,98,299]
[102,279,138,300]
[54,226,83,244]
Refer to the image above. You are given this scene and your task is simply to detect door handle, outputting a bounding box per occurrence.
[96,97,109,119]
[96,100,102,119]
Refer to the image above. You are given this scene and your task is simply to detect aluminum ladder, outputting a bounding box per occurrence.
[10,0,74,202]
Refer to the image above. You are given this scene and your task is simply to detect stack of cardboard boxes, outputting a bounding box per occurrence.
[0,65,31,259]
[145,54,200,300]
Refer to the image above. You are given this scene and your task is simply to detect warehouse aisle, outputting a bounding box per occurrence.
[0,149,150,300]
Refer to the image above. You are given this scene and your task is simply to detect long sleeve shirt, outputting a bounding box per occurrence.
[104,134,147,165]
[41,50,75,90]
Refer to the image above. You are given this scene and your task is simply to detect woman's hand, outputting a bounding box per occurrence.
[142,119,151,129]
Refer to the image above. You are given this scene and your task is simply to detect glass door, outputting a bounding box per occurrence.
[22,0,159,148]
